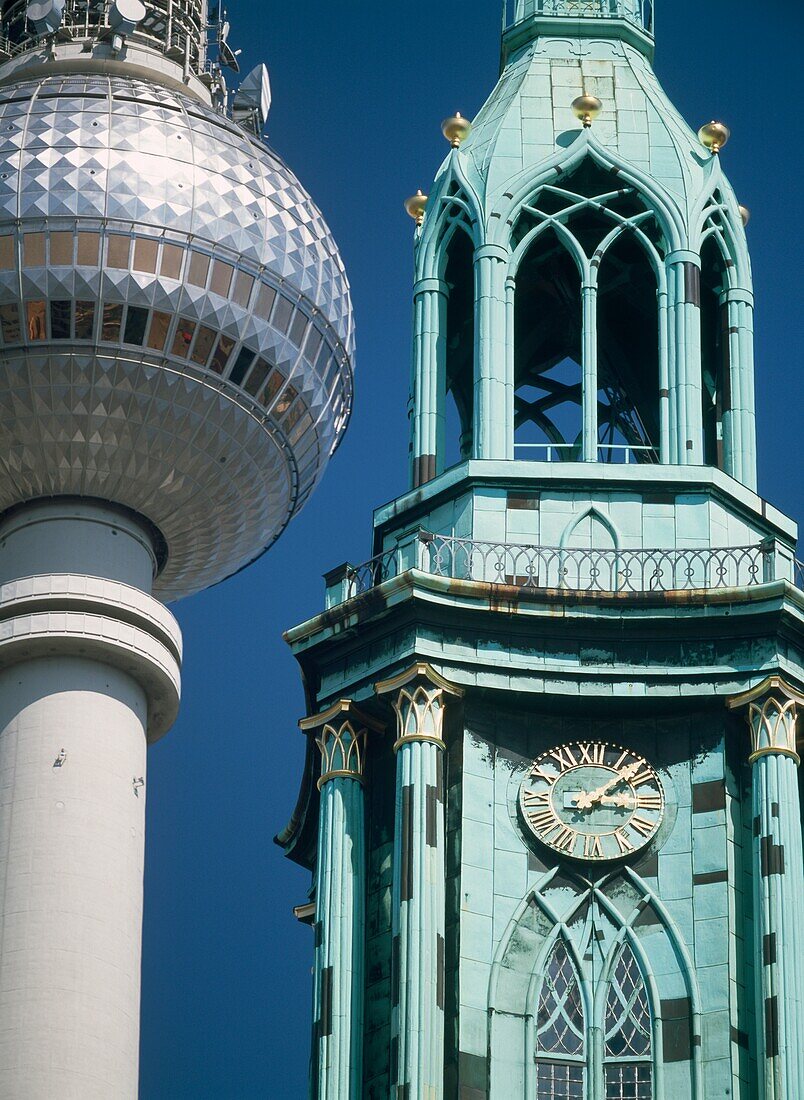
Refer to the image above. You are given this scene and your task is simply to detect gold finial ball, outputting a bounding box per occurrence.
[404,190,428,226]
[441,111,472,148]
[738,204,751,227]
[698,121,731,154]
[571,94,603,128]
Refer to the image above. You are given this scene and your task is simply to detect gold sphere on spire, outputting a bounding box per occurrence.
[739,204,751,227]
[441,112,472,148]
[698,121,730,154]
[404,190,428,226]
[571,94,603,128]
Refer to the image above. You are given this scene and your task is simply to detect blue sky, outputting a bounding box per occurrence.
[138,2,804,1096]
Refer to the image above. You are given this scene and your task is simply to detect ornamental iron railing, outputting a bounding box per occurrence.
[503,0,655,34]
[335,532,777,603]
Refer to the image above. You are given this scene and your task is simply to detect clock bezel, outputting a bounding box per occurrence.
[518,740,665,863]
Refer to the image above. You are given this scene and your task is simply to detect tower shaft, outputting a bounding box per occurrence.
[0,502,181,1097]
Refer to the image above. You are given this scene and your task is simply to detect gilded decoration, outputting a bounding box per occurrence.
[300,699,383,787]
[375,662,463,752]
[728,676,804,764]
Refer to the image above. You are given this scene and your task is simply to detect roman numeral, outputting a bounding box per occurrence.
[613,750,631,771]
[528,808,558,833]
[630,768,654,787]
[636,792,662,811]
[522,788,551,808]
[584,835,603,859]
[530,764,557,785]
[578,742,605,765]
[614,829,634,854]
[550,746,578,770]
[630,815,655,838]
[552,826,577,853]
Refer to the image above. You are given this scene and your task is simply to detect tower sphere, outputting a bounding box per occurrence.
[0,23,354,601]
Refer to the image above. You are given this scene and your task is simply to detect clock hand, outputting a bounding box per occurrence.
[575,763,642,810]
[599,793,635,809]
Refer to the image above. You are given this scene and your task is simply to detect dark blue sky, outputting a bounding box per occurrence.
[138,3,804,1096]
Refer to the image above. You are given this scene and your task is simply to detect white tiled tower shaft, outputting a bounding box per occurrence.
[0,501,181,1098]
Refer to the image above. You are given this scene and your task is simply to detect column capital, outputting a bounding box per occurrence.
[413,276,449,297]
[300,699,384,787]
[474,242,509,264]
[375,662,463,752]
[728,676,804,764]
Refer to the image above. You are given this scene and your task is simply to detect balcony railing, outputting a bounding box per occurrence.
[503,0,655,33]
[514,443,658,464]
[331,532,786,605]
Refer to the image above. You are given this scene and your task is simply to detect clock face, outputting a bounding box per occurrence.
[519,742,664,862]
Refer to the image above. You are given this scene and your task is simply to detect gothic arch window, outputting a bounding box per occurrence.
[511,158,665,465]
[442,223,475,466]
[699,234,728,469]
[603,942,653,1099]
[534,936,586,1098]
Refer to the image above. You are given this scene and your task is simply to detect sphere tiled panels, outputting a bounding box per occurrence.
[0,73,354,599]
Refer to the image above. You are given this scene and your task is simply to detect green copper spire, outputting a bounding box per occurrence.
[503,0,655,62]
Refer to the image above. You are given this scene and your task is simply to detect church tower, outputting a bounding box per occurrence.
[281,3,804,1098]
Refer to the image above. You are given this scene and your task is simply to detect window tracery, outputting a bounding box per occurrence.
[535,937,586,1098]
[603,942,653,1098]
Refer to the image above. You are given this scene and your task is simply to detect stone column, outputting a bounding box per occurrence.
[666,251,704,465]
[376,663,463,1100]
[302,701,381,1100]
[410,277,448,488]
[729,677,804,1099]
[473,244,509,460]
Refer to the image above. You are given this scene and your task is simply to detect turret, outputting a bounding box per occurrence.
[408,0,755,490]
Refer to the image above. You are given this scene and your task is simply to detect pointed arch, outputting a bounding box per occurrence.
[559,506,620,550]
[532,935,588,1098]
[489,133,685,256]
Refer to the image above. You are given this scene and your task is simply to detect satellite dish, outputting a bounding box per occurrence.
[109,0,146,35]
[219,38,240,73]
[233,63,271,136]
[26,0,65,35]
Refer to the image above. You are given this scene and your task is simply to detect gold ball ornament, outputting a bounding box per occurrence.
[571,94,603,128]
[698,121,731,154]
[441,112,472,148]
[404,190,428,226]
[738,204,751,227]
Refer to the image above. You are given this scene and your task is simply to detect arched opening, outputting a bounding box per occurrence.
[443,226,475,467]
[597,230,660,463]
[700,235,728,469]
[511,160,666,464]
[514,227,583,461]
[534,936,586,1095]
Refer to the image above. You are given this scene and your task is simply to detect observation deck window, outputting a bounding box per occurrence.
[0,303,20,341]
[233,271,255,308]
[102,303,123,342]
[75,301,95,340]
[146,311,171,351]
[211,335,236,376]
[50,233,73,266]
[77,233,100,267]
[26,300,45,340]
[190,324,216,366]
[160,243,184,280]
[188,251,210,288]
[210,260,234,298]
[133,238,158,275]
[0,236,13,270]
[106,236,130,270]
[171,317,196,357]
[244,357,271,398]
[23,233,45,267]
[50,300,72,340]
[124,305,149,346]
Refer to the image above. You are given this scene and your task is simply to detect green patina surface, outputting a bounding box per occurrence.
[280,4,804,1098]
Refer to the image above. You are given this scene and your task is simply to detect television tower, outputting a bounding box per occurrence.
[0,1,353,1095]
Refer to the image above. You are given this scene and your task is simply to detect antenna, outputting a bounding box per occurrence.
[25,0,65,36]
[233,63,271,136]
[217,8,240,72]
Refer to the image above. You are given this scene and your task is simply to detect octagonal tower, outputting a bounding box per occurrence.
[0,2,353,1095]
[282,4,804,1100]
